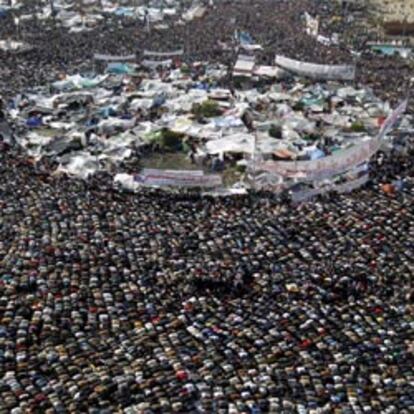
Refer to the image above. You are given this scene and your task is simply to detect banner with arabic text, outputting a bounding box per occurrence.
[134,169,222,188]
[258,139,379,181]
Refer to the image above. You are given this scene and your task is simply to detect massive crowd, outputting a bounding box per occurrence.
[1,134,413,414]
[1,1,413,413]
[0,0,413,107]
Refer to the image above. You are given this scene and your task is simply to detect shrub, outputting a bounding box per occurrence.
[180,64,191,75]
[159,129,183,150]
[192,100,222,118]
[293,101,305,111]
[350,121,366,133]
[269,124,282,139]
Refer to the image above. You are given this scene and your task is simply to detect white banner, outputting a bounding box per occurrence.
[378,99,408,139]
[336,174,370,193]
[94,54,136,61]
[291,174,369,203]
[143,49,184,57]
[253,65,286,78]
[134,169,222,188]
[274,55,355,81]
[141,59,173,68]
[304,12,319,37]
[240,44,263,51]
[141,169,204,177]
[183,5,206,21]
[258,138,379,180]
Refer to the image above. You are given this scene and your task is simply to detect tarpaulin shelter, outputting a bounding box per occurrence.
[233,55,255,78]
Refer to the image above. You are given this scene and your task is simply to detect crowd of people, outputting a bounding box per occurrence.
[0,0,413,108]
[1,136,413,414]
[1,0,414,413]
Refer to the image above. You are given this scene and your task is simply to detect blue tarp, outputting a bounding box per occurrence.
[26,116,42,128]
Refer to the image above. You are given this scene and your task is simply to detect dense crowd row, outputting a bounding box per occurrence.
[1,1,414,413]
[1,138,413,413]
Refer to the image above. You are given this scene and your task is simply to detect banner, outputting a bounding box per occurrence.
[143,49,184,57]
[258,138,379,180]
[141,169,204,176]
[274,55,355,81]
[291,174,369,203]
[240,44,263,51]
[304,12,319,37]
[94,54,136,61]
[254,171,285,192]
[183,5,206,21]
[253,65,286,78]
[336,174,370,193]
[378,99,407,139]
[141,59,173,68]
[134,169,222,188]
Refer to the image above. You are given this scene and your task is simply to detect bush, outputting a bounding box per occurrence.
[350,121,366,133]
[235,164,247,173]
[180,64,191,75]
[192,100,222,118]
[293,101,305,111]
[159,129,183,150]
[269,124,282,139]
